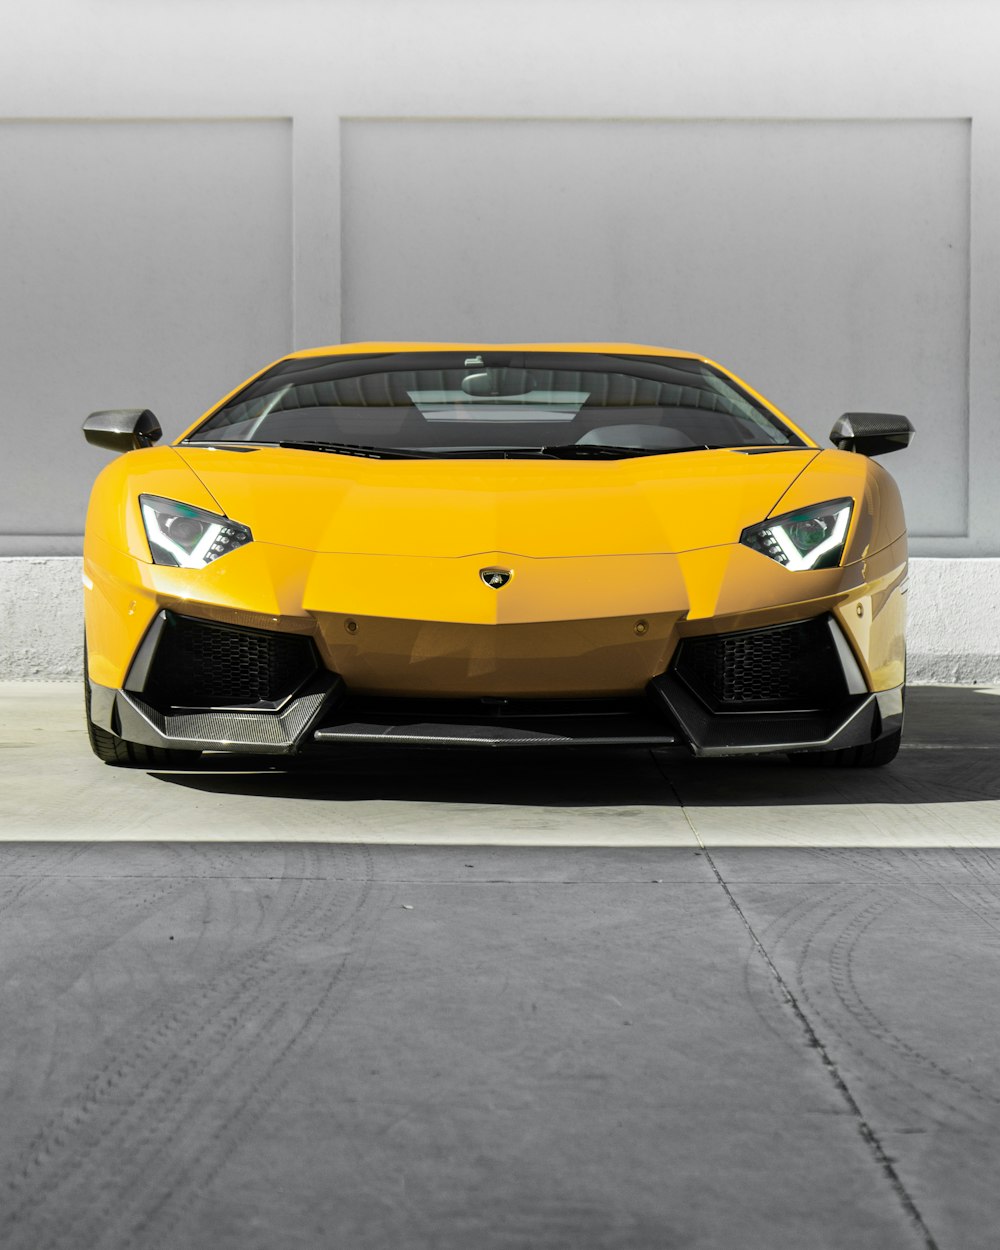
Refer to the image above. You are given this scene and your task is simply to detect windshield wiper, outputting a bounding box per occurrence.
[275,440,433,460]
[262,441,719,461]
[539,443,713,459]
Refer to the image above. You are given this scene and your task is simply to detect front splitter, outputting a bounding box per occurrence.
[91,674,903,759]
[313,714,677,749]
[649,673,904,757]
[102,674,344,755]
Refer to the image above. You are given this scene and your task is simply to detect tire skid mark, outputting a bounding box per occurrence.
[4,870,371,1247]
[690,849,999,1130]
[738,883,862,1051]
[89,992,306,1248]
[952,848,1000,884]
[974,848,1000,872]
[6,944,286,1227]
[0,845,97,917]
[828,888,1000,1112]
[785,890,980,1125]
[0,842,385,1250]
[787,887,983,1128]
[722,879,941,1248]
[132,915,379,1250]
[943,849,1000,927]
[107,870,381,1250]
[0,876,48,916]
[936,882,1000,938]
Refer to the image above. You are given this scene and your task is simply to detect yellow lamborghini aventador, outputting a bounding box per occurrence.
[82,343,912,767]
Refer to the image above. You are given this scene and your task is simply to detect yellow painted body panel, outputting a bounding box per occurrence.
[84,536,906,697]
[83,342,906,704]
[171,445,824,557]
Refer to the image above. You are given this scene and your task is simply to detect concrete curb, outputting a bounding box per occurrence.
[1,556,998,683]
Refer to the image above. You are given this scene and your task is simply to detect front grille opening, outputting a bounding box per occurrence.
[672,617,847,713]
[143,613,318,710]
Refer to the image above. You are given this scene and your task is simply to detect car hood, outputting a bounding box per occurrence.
[174,445,823,557]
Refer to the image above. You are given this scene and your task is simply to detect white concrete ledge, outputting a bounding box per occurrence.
[1,556,998,683]
[904,559,1000,683]
[1,558,84,680]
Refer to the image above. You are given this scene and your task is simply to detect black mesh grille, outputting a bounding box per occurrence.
[144,614,317,709]
[673,617,847,712]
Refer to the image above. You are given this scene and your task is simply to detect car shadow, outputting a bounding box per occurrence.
[150,744,678,807]
[147,686,1000,809]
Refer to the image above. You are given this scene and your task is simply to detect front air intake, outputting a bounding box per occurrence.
[672,617,847,713]
[142,613,318,710]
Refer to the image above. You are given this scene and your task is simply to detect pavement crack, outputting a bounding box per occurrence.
[654,758,942,1250]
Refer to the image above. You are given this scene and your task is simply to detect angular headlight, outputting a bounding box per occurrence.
[139,495,253,568]
[740,498,853,570]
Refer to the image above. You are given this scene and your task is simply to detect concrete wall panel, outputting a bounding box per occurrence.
[0,119,292,554]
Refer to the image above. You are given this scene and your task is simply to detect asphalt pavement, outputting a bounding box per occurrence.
[1,682,999,1249]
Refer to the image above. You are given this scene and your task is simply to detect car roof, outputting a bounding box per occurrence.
[284,342,706,361]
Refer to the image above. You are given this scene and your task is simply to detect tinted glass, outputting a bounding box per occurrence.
[186,351,801,456]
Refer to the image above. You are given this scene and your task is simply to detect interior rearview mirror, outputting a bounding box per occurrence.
[830,412,913,457]
[461,368,538,397]
[83,409,162,453]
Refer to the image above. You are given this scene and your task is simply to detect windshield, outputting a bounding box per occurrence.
[185,351,802,457]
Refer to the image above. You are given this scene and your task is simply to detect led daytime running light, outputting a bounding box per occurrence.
[139,495,253,569]
[741,499,853,571]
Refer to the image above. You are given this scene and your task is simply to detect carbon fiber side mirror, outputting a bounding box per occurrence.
[84,409,162,452]
[830,412,913,457]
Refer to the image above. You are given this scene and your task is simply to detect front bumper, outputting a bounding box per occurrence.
[88,608,904,757]
[84,533,907,757]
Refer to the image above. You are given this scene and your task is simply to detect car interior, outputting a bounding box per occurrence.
[189,366,794,453]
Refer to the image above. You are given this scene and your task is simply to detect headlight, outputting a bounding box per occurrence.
[139,495,253,568]
[740,498,853,570]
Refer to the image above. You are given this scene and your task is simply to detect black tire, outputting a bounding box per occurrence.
[84,638,201,769]
[786,728,901,769]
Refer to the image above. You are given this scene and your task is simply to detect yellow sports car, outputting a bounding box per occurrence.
[82,343,912,768]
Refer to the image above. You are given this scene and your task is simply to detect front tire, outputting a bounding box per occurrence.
[84,639,201,769]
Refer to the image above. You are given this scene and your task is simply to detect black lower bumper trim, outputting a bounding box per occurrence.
[648,670,894,756]
[114,674,345,754]
[95,665,902,759]
[313,714,677,748]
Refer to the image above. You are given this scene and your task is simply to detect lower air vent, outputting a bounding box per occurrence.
[672,617,847,712]
[143,613,317,709]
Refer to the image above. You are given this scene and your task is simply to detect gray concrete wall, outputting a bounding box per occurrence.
[0,120,292,553]
[1,0,998,673]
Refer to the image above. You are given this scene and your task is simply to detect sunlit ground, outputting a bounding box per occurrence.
[2,683,998,845]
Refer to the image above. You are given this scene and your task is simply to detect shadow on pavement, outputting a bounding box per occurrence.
[149,686,1000,809]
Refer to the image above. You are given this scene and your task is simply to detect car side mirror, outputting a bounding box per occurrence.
[83,409,162,452]
[830,412,913,457]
